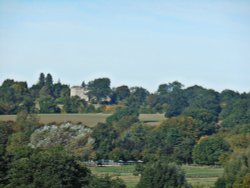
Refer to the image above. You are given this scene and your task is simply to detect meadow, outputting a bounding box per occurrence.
[90,165,224,188]
[0,113,166,127]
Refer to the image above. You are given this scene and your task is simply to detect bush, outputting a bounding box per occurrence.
[137,160,190,188]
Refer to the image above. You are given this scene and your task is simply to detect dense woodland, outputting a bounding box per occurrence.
[0,73,250,187]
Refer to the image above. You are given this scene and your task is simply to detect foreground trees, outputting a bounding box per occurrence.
[6,147,126,188]
[7,148,91,188]
[215,147,250,188]
[137,160,190,188]
[0,113,127,188]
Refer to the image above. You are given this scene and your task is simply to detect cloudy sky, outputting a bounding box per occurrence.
[0,0,250,92]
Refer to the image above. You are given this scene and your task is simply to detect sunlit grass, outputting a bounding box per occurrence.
[89,165,223,188]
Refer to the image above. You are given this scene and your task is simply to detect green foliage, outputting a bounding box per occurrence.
[133,164,145,176]
[145,116,196,164]
[220,97,250,128]
[0,122,13,185]
[193,136,231,165]
[106,107,139,125]
[126,87,149,108]
[114,85,130,102]
[63,96,87,113]
[90,175,126,188]
[220,89,240,106]
[183,108,217,137]
[7,148,91,188]
[6,111,40,159]
[137,160,190,188]
[53,82,70,100]
[14,111,40,133]
[215,147,250,188]
[112,123,148,160]
[39,96,60,113]
[88,78,112,103]
[38,73,45,88]
[92,123,117,159]
[185,86,220,114]
[0,79,34,114]
[156,81,187,117]
[0,122,13,154]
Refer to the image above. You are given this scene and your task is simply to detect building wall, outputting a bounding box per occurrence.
[70,86,89,101]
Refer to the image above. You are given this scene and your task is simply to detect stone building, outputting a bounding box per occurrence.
[70,86,89,101]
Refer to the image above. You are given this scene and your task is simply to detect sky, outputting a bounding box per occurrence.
[0,0,250,93]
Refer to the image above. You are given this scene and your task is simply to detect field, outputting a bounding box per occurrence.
[183,165,224,187]
[90,165,224,188]
[139,113,166,126]
[0,113,166,127]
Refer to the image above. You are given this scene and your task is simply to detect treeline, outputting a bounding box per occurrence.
[1,73,250,187]
[1,73,250,117]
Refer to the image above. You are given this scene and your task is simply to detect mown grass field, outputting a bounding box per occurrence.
[183,165,224,188]
[90,165,223,188]
[0,113,166,127]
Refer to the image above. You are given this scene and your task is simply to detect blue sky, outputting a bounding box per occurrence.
[0,0,250,92]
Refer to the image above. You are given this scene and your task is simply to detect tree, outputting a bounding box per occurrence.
[0,122,13,185]
[39,96,60,113]
[7,148,92,188]
[126,87,149,107]
[45,73,53,88]
[193,136,231,165]
[215,147,250,188]
[220,97,250,128]
[92,123,117,159]
[157,81,184,95]
[137,160,190,188]
[142,116,197,164]
[113,123,148,160]
[106,107,139,125]
[183,108,217,137]
[63,96,86,113]
[38,73,45,88]
[0,80,32,114]
[81,81,86,88]
[88,78,112,103]
[115,85,130,102]
[164,87,187,117]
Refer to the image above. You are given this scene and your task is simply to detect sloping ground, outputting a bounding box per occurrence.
[0,113,166,127]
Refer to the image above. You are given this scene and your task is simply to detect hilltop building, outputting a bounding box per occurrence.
[70,86,89,101]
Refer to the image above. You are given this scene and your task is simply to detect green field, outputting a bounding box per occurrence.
[183,165,224,188]
[90,165,223,188]
[0,113,166,127]
[139,113,166,126]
